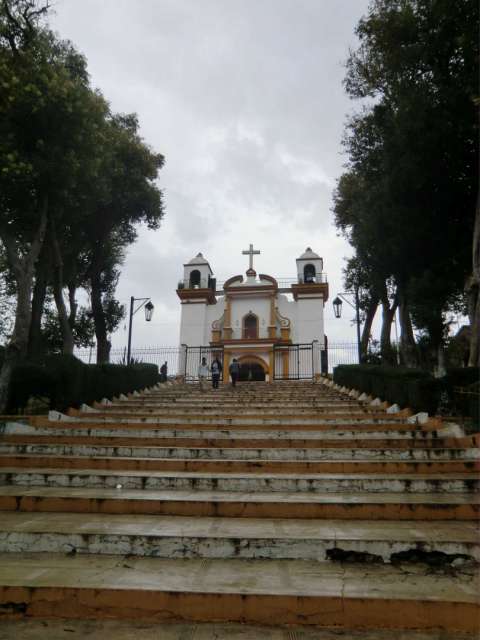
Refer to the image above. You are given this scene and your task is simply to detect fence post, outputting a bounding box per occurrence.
[180,344,188,380]
[311,341,315,381]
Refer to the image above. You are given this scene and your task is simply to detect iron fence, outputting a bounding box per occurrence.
[75,346,182,375]
[273,342,323,380]
[181,345,225,381]
[327,342,361,370]
[75,342,362,374]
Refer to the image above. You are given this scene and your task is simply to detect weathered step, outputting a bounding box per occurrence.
[3,421,433,439]
[4,432,477,450]
[110,400,363,409]
[1,453,475,474]
[1,442,477,462]
[1,486,478,519]
[27,416,423,431]
[73,412,399,426]
[0,554,477,631]
[1,467,478,493]
[102,404,367,414]
[1,513,478,563]
[2,619,476,640]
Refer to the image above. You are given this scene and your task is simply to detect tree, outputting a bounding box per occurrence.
[0,1,106,407]
[0,1,166,411]
[81,114,164,363]
[335,0,478,369]
[466,194,480,366]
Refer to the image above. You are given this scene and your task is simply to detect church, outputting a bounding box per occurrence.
[177,245,329,381]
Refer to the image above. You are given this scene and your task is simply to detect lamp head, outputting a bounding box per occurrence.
[144,301,154,322]
[332,296,342,319]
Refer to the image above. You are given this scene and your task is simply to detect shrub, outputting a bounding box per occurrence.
[9,361,55,411]
[333,365,479,418]
[7,355,159,413]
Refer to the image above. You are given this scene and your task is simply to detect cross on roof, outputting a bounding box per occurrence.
[242,243,260,271]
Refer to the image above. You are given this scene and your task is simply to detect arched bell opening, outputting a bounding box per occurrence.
[303,263,316,283]
[189,269,201,288]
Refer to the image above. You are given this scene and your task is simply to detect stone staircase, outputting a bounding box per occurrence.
[0,380,478,636]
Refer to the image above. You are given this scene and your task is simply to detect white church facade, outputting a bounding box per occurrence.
[177,245,329,381]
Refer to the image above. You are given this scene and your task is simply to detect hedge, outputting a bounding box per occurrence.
[333,364,479,417]
[7,354,159,413]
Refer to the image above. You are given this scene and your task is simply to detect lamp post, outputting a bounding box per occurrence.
[127,297,154,364]
[332,288,362,363]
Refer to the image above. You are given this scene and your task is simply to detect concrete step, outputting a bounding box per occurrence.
[1,467,478,493]
[27,416,421,431]
[73,412,399,425]
[1,619,476,640]
[103,403,368,413]
[1,513,478,563]
[4,433,477,449]
[1,442,477,462]
[3,421,432,439]
[1,486,478,519]
[0,553,477,631]
[1,453,475,474]
[111,400,363,408]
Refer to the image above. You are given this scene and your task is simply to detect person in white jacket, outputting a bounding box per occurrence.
[198,357,209,392]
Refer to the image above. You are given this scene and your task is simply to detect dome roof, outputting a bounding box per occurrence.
[186,252,209,265]
[298,247,321,260]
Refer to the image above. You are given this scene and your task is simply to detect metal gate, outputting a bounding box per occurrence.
[273,342,323,380]
[181,345,225,382]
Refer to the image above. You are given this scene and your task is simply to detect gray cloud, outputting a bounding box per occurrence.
[51,0,370,348]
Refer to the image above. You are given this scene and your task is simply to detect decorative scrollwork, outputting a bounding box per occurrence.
[211,311,225,330]
[275,307,291,328]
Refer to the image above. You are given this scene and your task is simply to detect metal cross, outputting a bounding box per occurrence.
[242,243,260,270]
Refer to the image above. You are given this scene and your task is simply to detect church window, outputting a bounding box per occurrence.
[243,313,258,339]
[303,264,316,283]
[189,270,201,288]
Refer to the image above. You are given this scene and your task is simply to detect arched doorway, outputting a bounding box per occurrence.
[239,361,266,381]
[237,355,267,381]
[243,313,258,339]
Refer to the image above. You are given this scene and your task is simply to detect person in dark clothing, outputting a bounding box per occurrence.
[211,357,222,389]
[229,358,240,387]
[160,361,168,382]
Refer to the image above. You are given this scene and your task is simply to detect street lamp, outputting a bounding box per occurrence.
[332,289,361,363]
[332,296,342,319]
[127,296,154,364]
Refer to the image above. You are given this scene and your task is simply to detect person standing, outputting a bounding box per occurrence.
[211,356,222,389]
[198,357,209,392]
[160,361,168,383]
[229,358,240,387]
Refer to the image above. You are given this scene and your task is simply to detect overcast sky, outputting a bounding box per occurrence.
[50,0,371,350]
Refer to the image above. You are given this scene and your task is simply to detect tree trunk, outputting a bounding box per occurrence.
[435,343,447,378]
[27,271,47,359]
[0,273,32,411]
[398,289,418,368]
[67,283,78,329]
[467,192,480,367]
[90,269,110,364]
[50,218,74,355]
[0,204,48,411]
[380,288,399,365]
[360,296,378,360]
